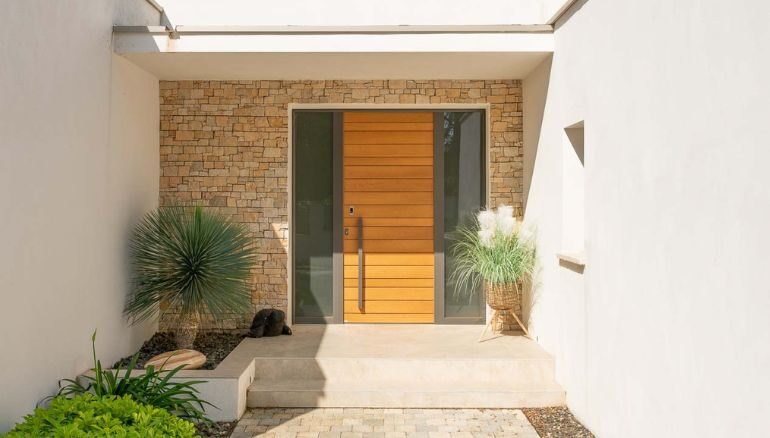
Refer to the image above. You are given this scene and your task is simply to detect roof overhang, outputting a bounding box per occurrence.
[114,25,553,80]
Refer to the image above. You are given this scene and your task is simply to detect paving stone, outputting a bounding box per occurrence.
[238,408,539,438]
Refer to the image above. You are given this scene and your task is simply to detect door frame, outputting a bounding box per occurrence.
[288,104,491,325]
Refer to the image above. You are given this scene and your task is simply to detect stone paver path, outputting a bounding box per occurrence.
[230,408,540,438]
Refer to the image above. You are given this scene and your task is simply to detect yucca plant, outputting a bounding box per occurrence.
[125,206,256,348]
[451,206,536,334]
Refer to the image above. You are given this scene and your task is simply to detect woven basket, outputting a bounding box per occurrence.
[485,282,523,333]
[486,282,520,311]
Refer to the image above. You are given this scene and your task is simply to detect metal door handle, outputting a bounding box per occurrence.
[358,216,364,311]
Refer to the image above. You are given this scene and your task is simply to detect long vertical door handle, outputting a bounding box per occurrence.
[358,216,364,311]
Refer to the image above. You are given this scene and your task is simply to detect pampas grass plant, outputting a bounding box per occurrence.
[451,205,536,299]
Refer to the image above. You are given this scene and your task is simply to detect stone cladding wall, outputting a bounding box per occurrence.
[158,80,523,330]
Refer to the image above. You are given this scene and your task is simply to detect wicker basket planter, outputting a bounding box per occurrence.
[449,206,536,342]
[482,282,529,340]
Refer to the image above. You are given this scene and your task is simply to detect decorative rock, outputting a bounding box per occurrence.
[145,349,206,370]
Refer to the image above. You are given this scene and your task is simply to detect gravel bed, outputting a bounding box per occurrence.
[196,420,237,437]
[113,331,244,370]
[522,406,594,438]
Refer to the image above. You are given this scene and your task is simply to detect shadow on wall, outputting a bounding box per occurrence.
[521,56,553,327]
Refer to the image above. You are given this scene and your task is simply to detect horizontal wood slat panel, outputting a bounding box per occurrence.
[344,112,433,123]
[344,157,433,166]
[343,253,434,266]
[344,192,433,205]
[344,166,433,179]
[343,217,433,227]
[345,300,434,314]
[344,131,434,145]
[344,144,433,157]
[344,178,433,192]
[343,122,433,131]
[343,239,433,253]
[343,226,433,240]
[343,288,434,301]
[344,278,434,288]
[342,111,435,324]
[346,205,433,218]
[344,265,434,279]
[344,313,434,323]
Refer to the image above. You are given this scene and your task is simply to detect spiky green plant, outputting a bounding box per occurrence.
[450,207,536,298]
[124,206,255,327]
[54,331,213,423]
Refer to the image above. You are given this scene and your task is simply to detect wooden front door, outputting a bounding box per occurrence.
[342,112,435,323]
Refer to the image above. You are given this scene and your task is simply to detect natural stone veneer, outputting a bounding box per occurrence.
[159,80,523,330]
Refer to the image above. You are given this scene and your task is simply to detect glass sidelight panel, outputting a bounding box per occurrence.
[443,111,485,320]
[293,112,334,320]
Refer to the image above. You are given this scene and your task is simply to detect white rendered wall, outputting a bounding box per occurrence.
[0,1,160,431]
[523,0,770,436]
[158,0,544,26]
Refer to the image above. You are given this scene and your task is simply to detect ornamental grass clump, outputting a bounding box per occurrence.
[451,205,536,294]
[125,206,256,349]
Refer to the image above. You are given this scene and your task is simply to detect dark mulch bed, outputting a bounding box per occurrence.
[197,420,237,438]
[113,331,244,370]
[523,406,594,438]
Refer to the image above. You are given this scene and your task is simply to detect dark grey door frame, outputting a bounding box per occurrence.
[291,108,486,324]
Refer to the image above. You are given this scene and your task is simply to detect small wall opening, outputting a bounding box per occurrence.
[561,121,585,259]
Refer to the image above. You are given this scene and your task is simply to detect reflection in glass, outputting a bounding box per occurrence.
[293,112,334,318]
[444,112,485,318]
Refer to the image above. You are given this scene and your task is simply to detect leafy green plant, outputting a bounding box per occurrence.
[451,206,537,297]
[4,394,197,437]
[55,331,213,423]
[125,205,256,347]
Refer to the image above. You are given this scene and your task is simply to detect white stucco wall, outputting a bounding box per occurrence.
[0,1,160,431]
[523,0,770,436]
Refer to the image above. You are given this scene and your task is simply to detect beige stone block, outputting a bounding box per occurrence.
[446,89,461,98]
[414,94,430,104]
[399,94,416,103]
[175,130,194,141]
[351,89,369,100]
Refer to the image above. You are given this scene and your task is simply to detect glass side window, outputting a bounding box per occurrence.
[293,112,334,319]
[443,111,485,319]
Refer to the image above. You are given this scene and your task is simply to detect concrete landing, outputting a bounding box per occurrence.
[244,325,565,409]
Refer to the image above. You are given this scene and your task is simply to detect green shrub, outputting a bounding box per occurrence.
[3,394,197,437]
[56,331,213,423]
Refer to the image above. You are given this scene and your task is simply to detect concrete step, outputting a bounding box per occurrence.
[247,379,565,408]
[244,326,565,409]
[251,356,556,386]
